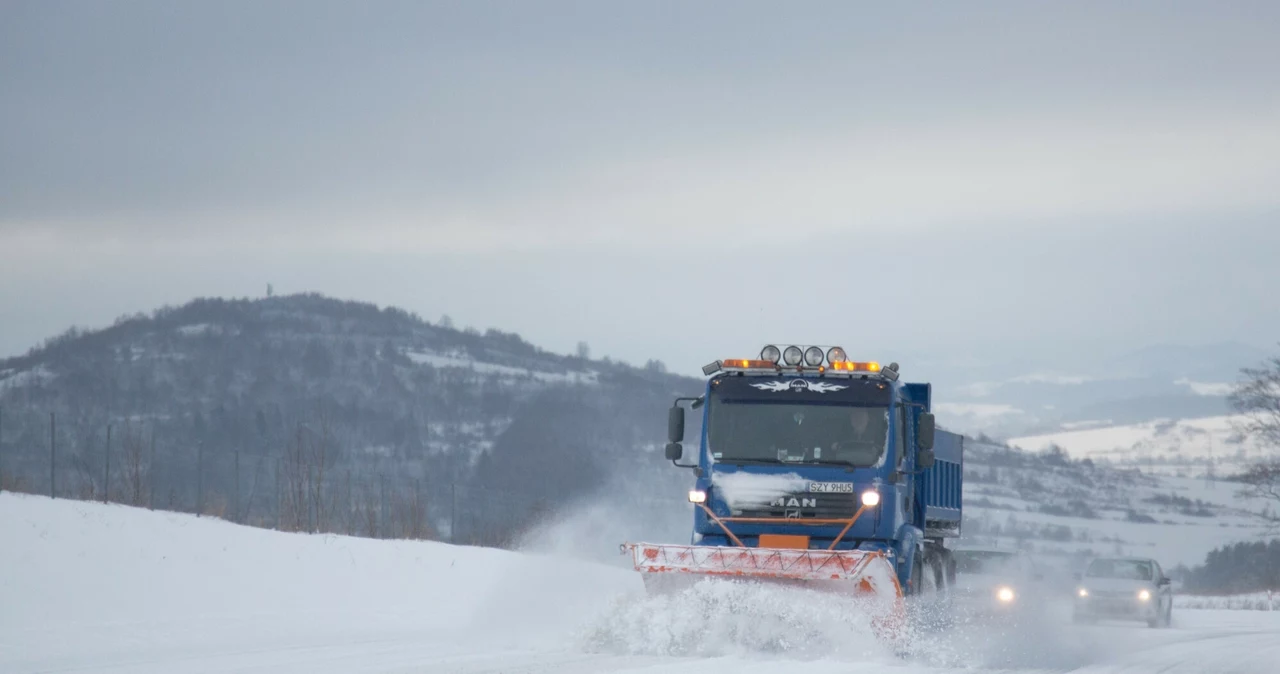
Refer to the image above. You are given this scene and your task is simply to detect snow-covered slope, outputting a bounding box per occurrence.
[0,493,637,673]
[1008,415,1270,477]
[5,493,1280,673]
[960,440,1267,569]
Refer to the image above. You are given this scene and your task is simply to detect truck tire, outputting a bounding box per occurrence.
[909,555,923,596]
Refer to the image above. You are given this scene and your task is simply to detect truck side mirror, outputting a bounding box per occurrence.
[668,406,685,444]
[665,443,683,461]
[917,412,935,451]
[918,448,935,469]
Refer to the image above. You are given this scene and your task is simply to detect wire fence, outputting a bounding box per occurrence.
[0,409,674,548]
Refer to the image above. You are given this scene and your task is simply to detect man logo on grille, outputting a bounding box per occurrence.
[771,496,817,508]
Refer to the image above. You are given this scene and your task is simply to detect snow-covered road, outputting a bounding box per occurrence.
[3,494,1276,674]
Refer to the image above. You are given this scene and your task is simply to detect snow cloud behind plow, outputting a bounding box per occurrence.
[581,577,890,660]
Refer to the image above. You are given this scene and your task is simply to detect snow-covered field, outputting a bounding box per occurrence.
[1176,592,1279,611]
[1009,416,1270,477]
[4,493,1280,673]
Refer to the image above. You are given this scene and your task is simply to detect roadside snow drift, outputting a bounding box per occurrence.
[8,493,1280,674]
[0,493,634,672]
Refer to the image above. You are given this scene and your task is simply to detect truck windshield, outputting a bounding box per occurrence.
[707,400,889,467]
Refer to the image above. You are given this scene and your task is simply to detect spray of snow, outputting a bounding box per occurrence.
[711,471,809,509]
[582,577,889,659]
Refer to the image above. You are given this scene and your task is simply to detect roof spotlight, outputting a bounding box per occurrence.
[782,346,803,366]
[826,347,847,363]
[760,345,781,364]
[803,346,824,367]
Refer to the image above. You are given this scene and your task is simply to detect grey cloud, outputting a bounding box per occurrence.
[1,0,1277,373]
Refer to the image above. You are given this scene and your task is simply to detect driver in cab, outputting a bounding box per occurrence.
[828,408,887,464]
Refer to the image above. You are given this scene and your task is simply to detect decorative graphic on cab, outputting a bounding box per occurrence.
[749,380,848,393]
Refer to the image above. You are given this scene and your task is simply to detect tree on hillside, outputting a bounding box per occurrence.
[1232,349,1280,448]
[1229,349,1280,531]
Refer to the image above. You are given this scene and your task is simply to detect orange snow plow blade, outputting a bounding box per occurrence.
[622,542,905,642]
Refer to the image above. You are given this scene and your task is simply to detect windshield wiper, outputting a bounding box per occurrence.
[717,457,785,466]
[805,459,861,469]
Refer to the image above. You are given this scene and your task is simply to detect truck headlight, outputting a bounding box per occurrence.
[1138,589,1151,602]
[1078,588,1089,598]
[860,490,881,507]
[688,490,707,504]
[997,587,1015,603]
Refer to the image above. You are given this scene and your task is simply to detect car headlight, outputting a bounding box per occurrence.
[1077,588,1089,598]
[1138,589,1151,602]
[997,587,1015,603]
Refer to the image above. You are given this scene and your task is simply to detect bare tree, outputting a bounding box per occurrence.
[70,425,101,500]
[393,479,432,540]
[1235,462,1280,533]
[1231,351,1280,449]
[281,414,336,533]
[1230,350,1280,531]
[120,420,150,506]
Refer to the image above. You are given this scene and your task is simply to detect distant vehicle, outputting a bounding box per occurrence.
[1073,557,1173,628]
[950,548,1045,619]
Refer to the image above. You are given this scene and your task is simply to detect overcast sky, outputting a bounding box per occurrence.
[2,1,1278,376]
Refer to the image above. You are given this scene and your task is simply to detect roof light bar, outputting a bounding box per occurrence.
[829,360,881,373]
[708,346,899,379]
[720,359,779,370]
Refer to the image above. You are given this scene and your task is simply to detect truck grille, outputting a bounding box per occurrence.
[730,491,860,519]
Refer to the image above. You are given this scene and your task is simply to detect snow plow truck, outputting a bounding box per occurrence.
[623,345,963,637]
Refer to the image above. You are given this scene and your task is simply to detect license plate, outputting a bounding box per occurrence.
[808,482,854,493]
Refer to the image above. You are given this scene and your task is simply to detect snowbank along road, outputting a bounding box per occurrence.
[2,493,1277,674]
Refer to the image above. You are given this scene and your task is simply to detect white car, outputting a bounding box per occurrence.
[1073,557,1173,628]
[949,548,1045,620]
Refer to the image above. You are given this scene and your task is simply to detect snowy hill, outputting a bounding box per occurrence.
[1008,415,1270,478]
[0,294,699,544]
[960,438,1268,569]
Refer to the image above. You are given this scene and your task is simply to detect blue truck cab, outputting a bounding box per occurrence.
[664,345,964,595]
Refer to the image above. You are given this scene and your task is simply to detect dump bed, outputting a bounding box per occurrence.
[921,430,963,537]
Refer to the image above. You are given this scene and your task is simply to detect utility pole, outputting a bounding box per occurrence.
[0,405,5,492]
[380,474,387,539]
[104,424,112,504]
[274,457,282,530]
[234,450,241,524]
[196,441,204,517]
[49,412,56,499]
[149,427,157,510]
